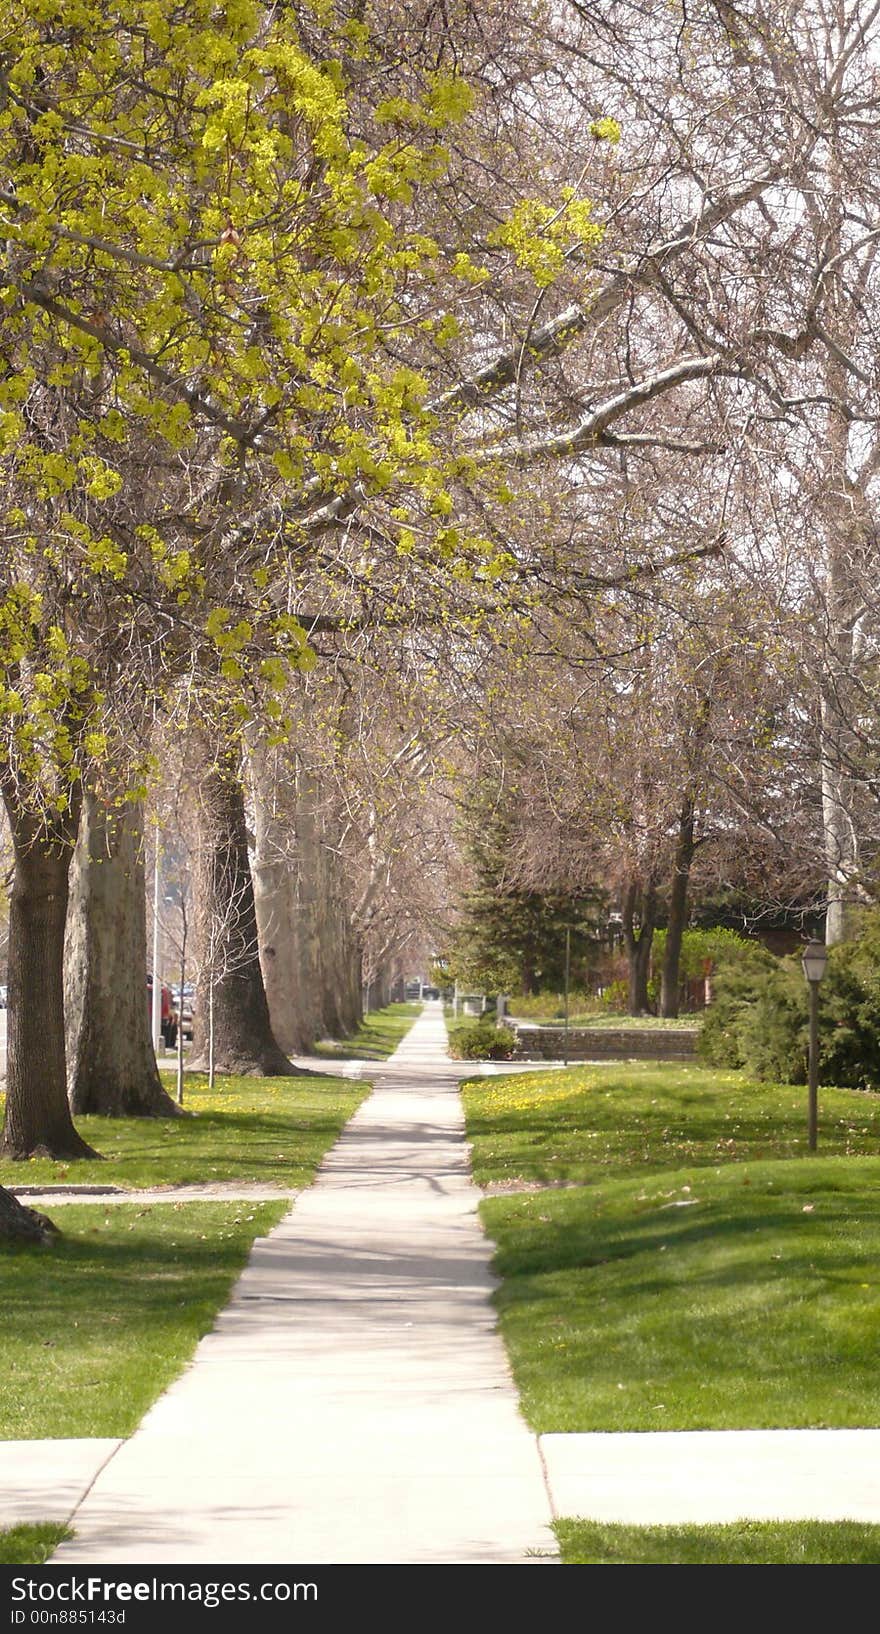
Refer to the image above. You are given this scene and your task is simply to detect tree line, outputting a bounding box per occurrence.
[3,1,880,1237]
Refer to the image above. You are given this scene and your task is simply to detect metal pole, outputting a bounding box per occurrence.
[564,925,571,1068]
[808,978,819,1152]
[151,838,162,1055]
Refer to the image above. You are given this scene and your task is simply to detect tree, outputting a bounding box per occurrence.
[0,1187,59,1245]
[0,0,499,1153]
[65,786,179,1117]
[188,735,294,1079]
[445,796,604,996]
[0,768,94,1158]
[5,0,859,1167]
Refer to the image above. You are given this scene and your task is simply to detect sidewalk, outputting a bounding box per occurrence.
[10,1003,880,1560]
[51,1004,556,1564]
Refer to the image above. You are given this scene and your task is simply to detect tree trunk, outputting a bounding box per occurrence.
[521,962,539,997]
[338,915,363,1033]
[0,1185,60,1245]
[821,673,861,946]
[293,767,331,1044]
[65,790,179,1117]
[249,742,314,1054]
[0,789,97,1159]
[323,831,362,1035]
[622,876,657,1016]
[660,797,696,1018]
[175,909,188,1106]
[815,146,869,949]
[189,742,298,1076]
[315,818,345,1040]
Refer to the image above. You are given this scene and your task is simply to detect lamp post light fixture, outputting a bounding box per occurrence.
[801,939,828,1152]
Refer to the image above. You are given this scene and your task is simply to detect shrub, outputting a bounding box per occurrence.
[596,978,630,1014]
[818,926,880,1089]
[509,989,597,1021]
[699,939,781,1069]
[700,910,880,1089]
[448,1021,516,1060]
[736,960,808,1084]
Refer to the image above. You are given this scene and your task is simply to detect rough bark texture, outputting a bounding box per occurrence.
[0,1183,60,1241]
[325,840,362,1036]
[65,790,179,1117]
[189,743,297,1076]
[315,823,345,1041]
[659,797,696,1018]
[315,812,362,1039]
[293,768,332,1044]
[250,743,315,1055]
[0,786,97,1159]
[0,1185,60,1245]
[622,876,657,1016]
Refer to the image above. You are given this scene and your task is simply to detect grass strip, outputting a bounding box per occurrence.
[0,1201,287,1438]
[463,1062,880,1431]
[312,1001,421,1061]
[0,1074,363,1191]
[463,1061,880,1187]
[484,1157,880,1429]
[0,1524,70,1565]
[554,1517,880,1564]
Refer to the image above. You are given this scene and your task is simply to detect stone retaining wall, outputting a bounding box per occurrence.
[509,1025,700,1062]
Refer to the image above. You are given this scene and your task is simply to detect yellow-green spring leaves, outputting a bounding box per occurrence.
[489,192,605,288]
[590,116,622,144]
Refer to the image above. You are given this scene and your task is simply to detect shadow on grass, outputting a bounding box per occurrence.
[482,1159,880,1428]
[0,1202,287,1439]
[488,1174,880,1281]
[0,1073,365,1191]
[465,1087,880,1182]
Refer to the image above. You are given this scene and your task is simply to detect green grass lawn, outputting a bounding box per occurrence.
[532,1013,702,1031]
[554,1518,880,1565]
[484,1156,880,1429]
[312,1001,421,1061]
[0,1073,363,1191]
[0,1524,70,1565]
[463,1063,880,1431]
[0,1201,287,1438]
[463,1061,880,1187]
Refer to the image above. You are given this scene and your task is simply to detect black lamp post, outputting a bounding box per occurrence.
[801,939,828,1152]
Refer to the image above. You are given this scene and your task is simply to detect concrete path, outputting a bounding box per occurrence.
[10,1007,880,1557]
[0,1441,120,1528]
[51,1004,556,1564]
[540,1430,880,1525]
[11,1184,298,1206]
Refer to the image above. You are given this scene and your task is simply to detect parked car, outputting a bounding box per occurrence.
[146,974,178,1048]
[172,984,195,1042]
